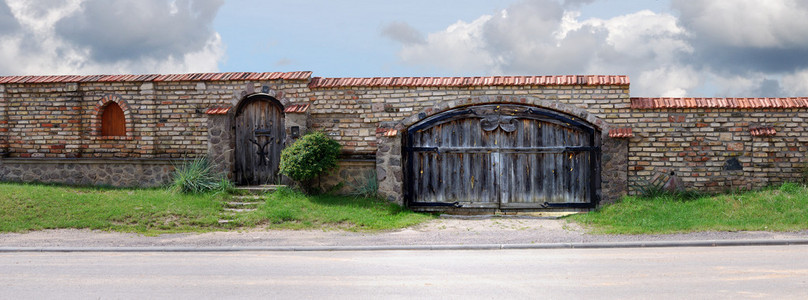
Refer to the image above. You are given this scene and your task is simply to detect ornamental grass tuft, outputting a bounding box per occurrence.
[170,157,231,194]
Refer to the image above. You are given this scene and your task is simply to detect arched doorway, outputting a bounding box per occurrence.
[403,104,601,209]
[233,94,285,185]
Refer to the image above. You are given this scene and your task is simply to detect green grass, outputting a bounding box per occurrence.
[0,182,432,234]
[0,182,224,234]
[235,187,433,231]
[570,182,808,234]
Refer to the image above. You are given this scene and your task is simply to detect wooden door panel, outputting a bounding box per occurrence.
[234,97,284,185]
[405,104,599,209]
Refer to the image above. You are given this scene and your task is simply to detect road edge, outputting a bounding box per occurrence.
[2,239,808,252]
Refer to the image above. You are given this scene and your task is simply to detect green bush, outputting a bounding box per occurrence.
[280,131,341,191]
[170,157,231,194]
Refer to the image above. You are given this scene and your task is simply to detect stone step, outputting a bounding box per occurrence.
[231,195,264,201]
[235,185,286,195]
[224,201,260,208]
[224,207,257,213]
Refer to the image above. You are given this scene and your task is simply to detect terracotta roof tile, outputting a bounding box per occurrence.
[0,72,312,84]
[631,97,808,109]
[309,75,629,88]
[283,104,310,113]
[749,127,776,137]
[608,127,633,138]
[204,106,231,115]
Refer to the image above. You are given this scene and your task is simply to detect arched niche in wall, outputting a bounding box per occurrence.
[101,101,126,136]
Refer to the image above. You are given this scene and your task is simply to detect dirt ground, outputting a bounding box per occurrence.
[2,217,808,248]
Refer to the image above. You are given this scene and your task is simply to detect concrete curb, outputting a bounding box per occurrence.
[2,239,808,252]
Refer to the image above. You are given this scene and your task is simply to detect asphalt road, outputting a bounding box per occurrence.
[2,245,807,299]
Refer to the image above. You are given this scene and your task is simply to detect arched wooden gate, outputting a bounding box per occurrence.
[404,104,600,209]
[234,95,285,185]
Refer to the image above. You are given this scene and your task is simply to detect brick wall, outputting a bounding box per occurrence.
[309,84,630,156]
[0,78,309,160]
[5,72,808,202]
[627,106,808,193]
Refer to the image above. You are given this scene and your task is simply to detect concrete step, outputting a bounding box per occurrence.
[235,185,286,195]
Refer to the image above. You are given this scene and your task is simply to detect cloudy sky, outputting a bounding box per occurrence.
[1,0,808,97]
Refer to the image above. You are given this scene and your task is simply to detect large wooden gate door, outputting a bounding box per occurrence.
[234,95,285,185]
[404,104,600,209]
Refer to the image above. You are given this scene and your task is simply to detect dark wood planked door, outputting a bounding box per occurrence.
[404,104,600,209]
[234,96,285,185]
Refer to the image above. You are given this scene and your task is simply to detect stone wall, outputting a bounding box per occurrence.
[0,158,176,187]
[317,159,376,194]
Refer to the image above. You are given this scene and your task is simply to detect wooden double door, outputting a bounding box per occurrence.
[404,104,600,209]
[234,95,285,185]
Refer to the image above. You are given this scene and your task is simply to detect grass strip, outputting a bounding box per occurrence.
[570,182,808,234]
[0,182,432,234]
[234,187,433,231]
[0,183,223,234]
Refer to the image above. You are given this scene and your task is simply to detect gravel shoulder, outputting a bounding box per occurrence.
[2,217,808,248]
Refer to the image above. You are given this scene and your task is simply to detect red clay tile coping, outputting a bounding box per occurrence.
[0,71,312,84]
[283,104,310,113]
[631,97,808,109]
[309,75,629,88]
[749,127,776,137]
[204,106,231,115]
[608,127,633,138]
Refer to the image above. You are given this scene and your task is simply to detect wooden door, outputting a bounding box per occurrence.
[404,104,600,209]
[234,96,285,185]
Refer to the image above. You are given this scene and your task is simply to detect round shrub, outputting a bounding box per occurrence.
[280,131,341,183]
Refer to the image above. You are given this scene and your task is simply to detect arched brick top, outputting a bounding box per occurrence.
[233,88,293,107]
[92,94,134,139]
[234,93,285,116]
[389,96,609,134]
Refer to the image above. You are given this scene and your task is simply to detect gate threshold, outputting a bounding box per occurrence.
[437,210,586,219]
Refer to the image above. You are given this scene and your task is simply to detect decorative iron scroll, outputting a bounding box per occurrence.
[249,136,274,166]
[480,115,518,132]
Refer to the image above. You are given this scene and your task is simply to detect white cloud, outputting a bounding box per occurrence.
[387,0,808,97]
[398,15,496,74]
[0,0,224,75]
[782,70,808,96]
[673,0,808,48]
[389,0,694,96]
[634,66,700,98]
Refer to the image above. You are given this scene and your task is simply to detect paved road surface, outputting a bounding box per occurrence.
[2,245,807,299]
